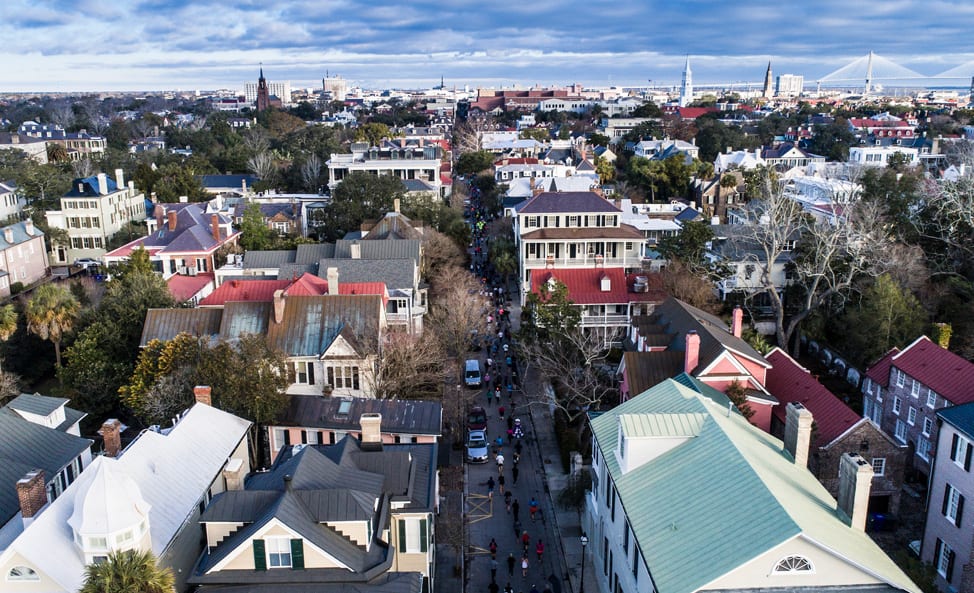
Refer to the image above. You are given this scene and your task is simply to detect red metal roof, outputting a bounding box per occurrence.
[892,336,974,404]
[168,273,214,303]
[677,107,719,119]
[865,348,899,387]
[284,273,388,305]
[765,348,861,447]
[199,279,291,306]
[529,268,665,305]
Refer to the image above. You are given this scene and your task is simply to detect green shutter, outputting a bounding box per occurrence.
[398,519,407,552]
[291,539,305,570]
[420,518,428,553]
[253,539,267,571]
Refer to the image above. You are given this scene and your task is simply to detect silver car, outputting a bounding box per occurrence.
[466,429,489,463]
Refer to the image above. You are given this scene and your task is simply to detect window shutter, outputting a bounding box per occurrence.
[966,443,973,471]
[951,434,959,461]
[290,539,305,570]
[948,548,956,582]
[420,518,428,553]
[943,487,951,516]
[957,495,965,526]
[308,364,315,385]
[253,539,266,571]
[398,519,406,552]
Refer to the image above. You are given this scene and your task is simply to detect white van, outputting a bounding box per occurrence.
[464,359,482,387]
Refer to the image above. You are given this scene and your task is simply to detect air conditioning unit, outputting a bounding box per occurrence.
[177,266,188,275]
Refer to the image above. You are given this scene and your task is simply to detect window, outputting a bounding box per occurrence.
[927,389,938,409]
[88,536,108,549]
[773,555,813,573]
[892,397,901,415]
[943,484,965,526]
[950,434,973,470]
[923,417,934,437]
[894,368,905,388]
[267,537,292,568]
[525,216,539,228]
[398,518,429,553]
[7,566,39,581]
[908,407,917,425]
[291,361,315,385]
[894,420,907,443]
[872,458,886,476]
[327,366,360,390]
[937,539,955,581]
[918,437,932,462]
[911,380,920,398]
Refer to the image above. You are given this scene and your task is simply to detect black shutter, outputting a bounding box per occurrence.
[951,434,959,461]
[291,539,305,570]
[943,487,951,516]
[957,495,965,526]
[283,430,291,446]
[966,443,973,471]
[420,518,428,553]
[948,548,956,582]
[308,363,315,385]
[253,539,267,571]
[398,519,407,552]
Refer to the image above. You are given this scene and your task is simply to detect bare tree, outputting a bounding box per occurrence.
[736,178,891,353]
[428,265,488,382]
[421,228,466,280]
[300,153,322,192]
[72,158,94,178]
[248,152,276,180]
[658,261,720,313]
[47,102,75,128]
[243,127,270,155]
[368,330,445,400]
[141,366,195,424]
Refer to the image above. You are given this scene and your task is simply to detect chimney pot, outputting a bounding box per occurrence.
[273,289,286,324]
[731,306,744,338]
[684,331,700,374]
[837,452,874,531]
[100,418,123,457]
[194,385,212,406]
[784,402,814,468]
[16,470,47,521]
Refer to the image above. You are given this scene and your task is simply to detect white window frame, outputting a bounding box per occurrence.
[772,555,814,573]
[953,434,971,468]
[938,540,953,578]
[404,517,422,553]
[894,420,907,443]
[945,485,962,525]
[291,360,315,385]
[894,368,905,388]
[893,396,901,415]
[871,458,886,476]
[908,407,917,426]
[927,388,938,409]
[918,437,932,462]
[267,537,292,568]
[923,417,934,437]
[911,380,920,398]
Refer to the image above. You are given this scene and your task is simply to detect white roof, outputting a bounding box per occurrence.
[67,462,150,536]
[0,403,250,592]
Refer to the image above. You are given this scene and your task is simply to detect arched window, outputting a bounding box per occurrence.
[8,566,40,581]
[773,555,813,573]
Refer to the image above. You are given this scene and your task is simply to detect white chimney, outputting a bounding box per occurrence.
[115,168,124,188]
[24,219,34,236]
[96,173,108,195]
[327,267,339,295]
[784,402,813,468]
[360,413,383,450]
[3,228,13,244]
[350,242,361,259]
[837,452,874,531]
[273,289,286,324]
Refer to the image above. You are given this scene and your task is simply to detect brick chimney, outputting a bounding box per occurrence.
[100,419,122,457]
[273,289,286,324]
[155,203,165,230]
[731,306,744,338]
[837,452,874,531]
[360,413,383,451]
[211,214,221,242]
[783,402,814,468]
[684,331,700,374]
[17,470,47,523]
[167,209,177,231]
[327,267,339,295]
[194,385,212,406]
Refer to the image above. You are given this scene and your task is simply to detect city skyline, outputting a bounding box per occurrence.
[3,0,974,92]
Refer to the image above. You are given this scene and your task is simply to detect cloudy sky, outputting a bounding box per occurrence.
[3,0,973,93]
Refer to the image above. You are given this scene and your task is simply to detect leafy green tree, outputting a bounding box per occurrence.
[104,119,132,151]
[0,304,17,374]
[25,283,80,376]
[80,549,174,593]
[808,117,857,161]
[630,102,663,118]
[657,220,715,273]
[725,380,755,420]
[595,155,615,184]
[519,128,550,143]
[837,274,926,366]
[354,122,392,146]
[588,133,611,147]
[153,162,209,202]
[120,333,202,421]
[320,171,404,241]
[238,203,276,251]
[46,143,70,163]
[455,151,495,176]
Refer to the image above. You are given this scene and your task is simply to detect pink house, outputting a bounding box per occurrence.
[0,219,48,297]
[619,298,776,431]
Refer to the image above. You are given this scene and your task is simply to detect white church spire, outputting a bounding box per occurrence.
[680,55,693,107]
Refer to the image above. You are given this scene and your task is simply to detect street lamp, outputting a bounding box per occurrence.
[579,533,589,593]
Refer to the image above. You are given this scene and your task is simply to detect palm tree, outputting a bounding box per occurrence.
[81,549,174,593]
[46,142,70,163]
[25,284,80,378]
[0,304,17,373]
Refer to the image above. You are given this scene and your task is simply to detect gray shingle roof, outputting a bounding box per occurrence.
[334,239,421,265]
[243,250,297,269]
[6,393,68,417]
[192,571,422,593]
[277,396,441,436]
[296,243,336,264]
[518,191,620,214]
[317,258,415,291]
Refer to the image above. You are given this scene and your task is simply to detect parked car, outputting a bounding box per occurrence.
[73,258,101,270]
[464,359,482,387]
[467,406,487,432]
[465,429,489,463]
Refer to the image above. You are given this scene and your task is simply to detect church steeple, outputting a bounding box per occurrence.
[763,61,773,99]
[256,63,270,112]
[679,56,693,107]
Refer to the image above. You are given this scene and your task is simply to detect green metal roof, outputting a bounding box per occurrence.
[590,375,920,593]
[619,412,705,438]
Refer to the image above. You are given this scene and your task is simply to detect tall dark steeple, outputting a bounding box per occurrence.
[763,61,773,99]
[256,64,270,112]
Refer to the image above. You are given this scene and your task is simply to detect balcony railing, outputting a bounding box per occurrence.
[524,256,634,268]
[579,314,630,326]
